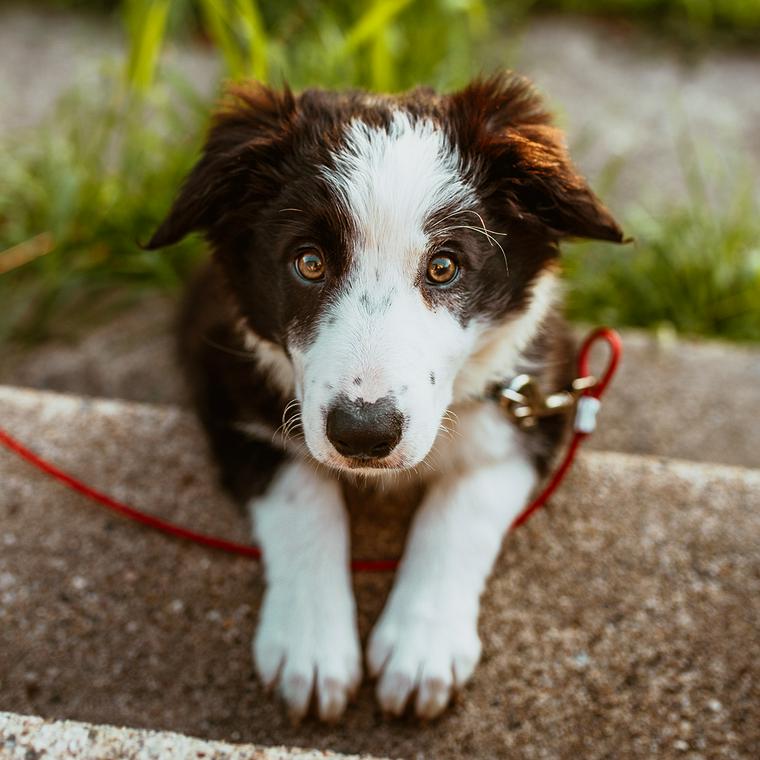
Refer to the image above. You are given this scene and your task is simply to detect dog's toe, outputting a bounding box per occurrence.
[377,669,415,716]
[415,672,452,719]
[281,666,314,722]
[452,649,479,689]
[254,639,284,690]
[369,608,481,719]
[254,585,361,721]
[317,674,350,722]
[366,627,394,679]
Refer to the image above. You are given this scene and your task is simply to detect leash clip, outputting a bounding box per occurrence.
[499,374,597,430]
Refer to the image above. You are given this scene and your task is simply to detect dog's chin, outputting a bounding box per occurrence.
[322,454,411,477]
[308,444,428,477]
[342,457,409,476]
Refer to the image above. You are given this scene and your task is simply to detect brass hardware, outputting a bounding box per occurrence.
[499,374,597,429]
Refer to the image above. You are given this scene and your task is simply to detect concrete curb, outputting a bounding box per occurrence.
[0,712,387,759]
[1,386,759,758]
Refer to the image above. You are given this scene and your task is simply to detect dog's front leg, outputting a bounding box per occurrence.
[368,455,537,718]
[250,459,360,722]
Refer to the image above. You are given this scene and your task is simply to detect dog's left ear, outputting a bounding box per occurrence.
[451,73,624,243]
[145,83,296,250]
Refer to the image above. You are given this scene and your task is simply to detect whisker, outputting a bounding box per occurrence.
[284,416,303,436]
[437,423,454,440]
[431,208,509,276]
[281,399,301,422]
[273,409,302,444]
[418,457,438,475]
[274,399,302,441]
[440,410,462,440]
[281,416,303,443]
[433,209,507,237]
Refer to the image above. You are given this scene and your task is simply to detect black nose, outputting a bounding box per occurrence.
[326,394,404,460]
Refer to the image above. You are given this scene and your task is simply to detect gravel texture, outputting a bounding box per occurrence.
[1,385,758,759]
[1,298,190,407]
[0,712,386,760]
[3,297,758,469]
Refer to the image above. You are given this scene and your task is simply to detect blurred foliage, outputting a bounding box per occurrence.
[2,0,759,345]
[565,173,760,342]
[522,0,760,46]
[0,0,490,343]
[0,76,206,343]
[123,0,489,93]
[38,0,760,46]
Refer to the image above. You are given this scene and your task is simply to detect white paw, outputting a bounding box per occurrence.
[254,585,361,722]
[367,603,481,719]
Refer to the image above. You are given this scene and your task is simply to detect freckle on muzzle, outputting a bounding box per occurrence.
[325,393,404,460]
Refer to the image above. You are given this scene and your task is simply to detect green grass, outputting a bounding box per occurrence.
[39,0,760,48]
[565,179,760,342]
[121,0,490,93]
[1,0,759,345]
[0,0,490,343]
[0,73,207,343]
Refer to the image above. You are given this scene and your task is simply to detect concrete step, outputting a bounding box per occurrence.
[585,329,760,469]
[3,298,759,469]
[0,712,385,760]
[1,385,759,758]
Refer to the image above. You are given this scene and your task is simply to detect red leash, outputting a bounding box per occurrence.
[0,327,621,572]
[509,326,621,529]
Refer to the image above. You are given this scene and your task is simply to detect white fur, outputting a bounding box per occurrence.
[291,285,478,473]
[245,112,558,720]
[249,459,361,721]
[239,270,557,464]
[290,112,480,472]
[324,111,475,257]
[240,325,296,397]
[453,269,559,401]
[368,404,537,717]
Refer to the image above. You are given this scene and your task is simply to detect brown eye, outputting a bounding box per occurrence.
[294,248,325,282]
[426,253,459,285]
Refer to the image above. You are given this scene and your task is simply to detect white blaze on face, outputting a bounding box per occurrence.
[290,111,479,471]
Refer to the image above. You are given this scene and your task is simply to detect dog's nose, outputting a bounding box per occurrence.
[326,394,403,460]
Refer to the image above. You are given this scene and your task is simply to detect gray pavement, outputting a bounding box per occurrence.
[0,712,386,760]
[1,385,759,758]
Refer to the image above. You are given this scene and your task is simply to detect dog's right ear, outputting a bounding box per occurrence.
[144,83,296,249]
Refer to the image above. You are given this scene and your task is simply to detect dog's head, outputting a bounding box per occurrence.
[148,73,623,474]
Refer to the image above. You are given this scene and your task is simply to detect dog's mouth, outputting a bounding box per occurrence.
[324,451,411,475]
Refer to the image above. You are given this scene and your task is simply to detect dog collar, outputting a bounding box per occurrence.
[490,373,597,430]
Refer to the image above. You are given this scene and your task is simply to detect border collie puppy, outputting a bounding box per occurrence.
[147,72,623,722]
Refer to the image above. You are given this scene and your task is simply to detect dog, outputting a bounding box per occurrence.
[146,72,623,722]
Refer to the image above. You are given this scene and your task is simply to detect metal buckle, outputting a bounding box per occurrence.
[498,374,597,429]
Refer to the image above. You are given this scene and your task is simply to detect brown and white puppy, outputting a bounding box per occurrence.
[147,72,623,722]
